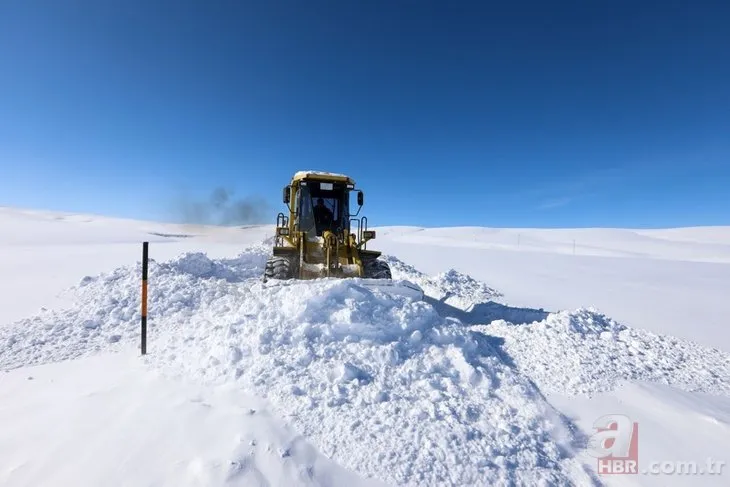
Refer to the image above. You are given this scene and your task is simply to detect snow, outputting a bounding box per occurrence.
[0,250,592,484]
[374,226,730,352]
[0,206,271,323]
[376,225,730,263]
[1,207,730,486]
[551,382,730,487]
[293,170,354,181]
[481,308,730,396]
[0,352,381,487]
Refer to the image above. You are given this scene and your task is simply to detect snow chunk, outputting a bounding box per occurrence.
[332,362,371,384]
[82,319,100,329]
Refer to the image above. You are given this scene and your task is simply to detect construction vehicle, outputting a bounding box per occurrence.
[263,170,423,299]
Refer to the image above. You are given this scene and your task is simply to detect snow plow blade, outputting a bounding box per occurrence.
[354,278,425,301]
[262,277,425,301]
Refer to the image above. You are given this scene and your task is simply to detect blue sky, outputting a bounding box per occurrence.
[1,0,728,228]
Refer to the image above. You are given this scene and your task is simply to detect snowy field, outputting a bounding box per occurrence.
[1,206,730,486]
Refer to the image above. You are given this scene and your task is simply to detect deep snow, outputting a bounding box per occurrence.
[2,207,730,486]
[0,352,384,487]
[1,248,596,485]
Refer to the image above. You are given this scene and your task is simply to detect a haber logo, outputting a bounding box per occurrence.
[587,414,639,475]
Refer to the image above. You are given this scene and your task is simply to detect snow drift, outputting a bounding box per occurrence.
[482,309,730,397]
[3,243,730,485]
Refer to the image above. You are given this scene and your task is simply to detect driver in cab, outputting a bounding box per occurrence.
[313,198,334,230]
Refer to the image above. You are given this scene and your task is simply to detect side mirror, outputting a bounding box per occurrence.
[283,185,291,204]
[357,191,363,206]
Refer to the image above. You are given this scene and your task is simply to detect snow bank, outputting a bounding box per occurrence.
[151,278,590,485]
[481,308,730,396]
[5,244,728,484]
[1,246,272,369]
[0,247,591,485]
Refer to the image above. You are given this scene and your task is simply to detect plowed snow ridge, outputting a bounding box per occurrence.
[3,244,730,485]
[482,311,730,396]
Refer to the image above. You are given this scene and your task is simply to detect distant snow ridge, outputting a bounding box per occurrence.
[482,308,730,396]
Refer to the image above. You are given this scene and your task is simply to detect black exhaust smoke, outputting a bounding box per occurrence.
[176,187,269,226]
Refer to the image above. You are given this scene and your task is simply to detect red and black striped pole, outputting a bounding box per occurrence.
[141,241,148,355]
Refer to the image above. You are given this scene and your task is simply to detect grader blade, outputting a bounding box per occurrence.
[355,278,425,301]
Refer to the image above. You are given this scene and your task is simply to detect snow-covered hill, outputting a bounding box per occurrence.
[1,207,729,486]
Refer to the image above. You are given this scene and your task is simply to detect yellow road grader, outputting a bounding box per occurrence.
[263,171,423,299]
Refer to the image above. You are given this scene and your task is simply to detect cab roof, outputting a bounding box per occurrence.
[292,170,355,185]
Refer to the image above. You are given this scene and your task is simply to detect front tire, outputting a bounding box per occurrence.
[362,257,392,279]
[263,255,298,281]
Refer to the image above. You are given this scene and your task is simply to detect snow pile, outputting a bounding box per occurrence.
[382,254,502,307]
[1,247,272,370]
[481,308,730,396]
[150,278,589,485]
[0,247,591,486]
[9,244,730,484]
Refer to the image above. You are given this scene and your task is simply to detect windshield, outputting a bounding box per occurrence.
[297,181,349,238]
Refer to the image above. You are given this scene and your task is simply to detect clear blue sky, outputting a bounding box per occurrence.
[1,0,728,228]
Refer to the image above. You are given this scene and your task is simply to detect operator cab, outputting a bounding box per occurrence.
[297,180,349,237]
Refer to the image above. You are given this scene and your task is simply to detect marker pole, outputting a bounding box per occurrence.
[141,241,148,355]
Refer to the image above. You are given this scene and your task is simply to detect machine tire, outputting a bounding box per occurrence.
[263,255,298,281]
[362,257,392,279]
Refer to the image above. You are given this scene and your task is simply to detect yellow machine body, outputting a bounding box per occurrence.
[264,171,390,281]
